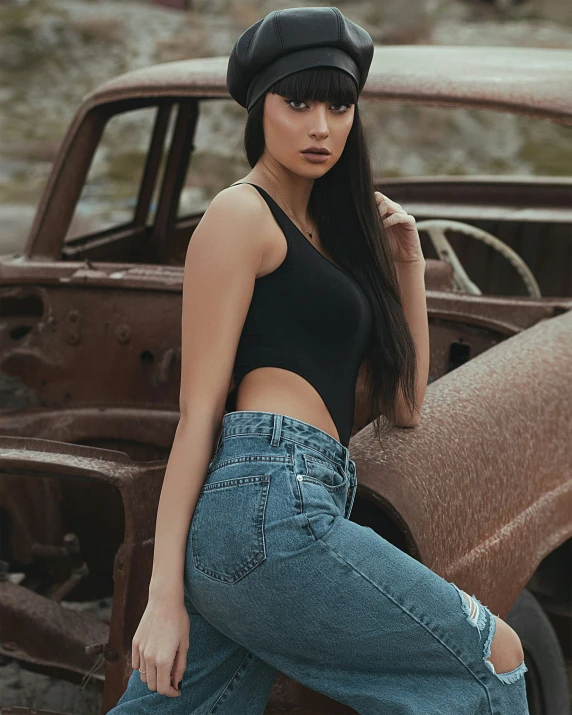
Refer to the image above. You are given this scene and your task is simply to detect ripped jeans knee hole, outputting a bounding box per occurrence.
[450,583,528,685]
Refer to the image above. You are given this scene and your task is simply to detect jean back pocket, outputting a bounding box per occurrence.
[190,475,271,584]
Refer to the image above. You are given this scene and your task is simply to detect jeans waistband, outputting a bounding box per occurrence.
[219,410,351,474]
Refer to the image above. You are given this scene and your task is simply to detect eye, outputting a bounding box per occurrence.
[285,99,308,110]
[331,103,352,113]
[285,99,352,113]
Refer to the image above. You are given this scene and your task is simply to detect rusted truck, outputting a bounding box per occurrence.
[0,45,571,715]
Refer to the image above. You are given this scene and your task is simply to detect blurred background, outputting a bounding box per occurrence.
[1,0,571,255]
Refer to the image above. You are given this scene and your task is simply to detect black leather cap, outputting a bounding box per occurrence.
[226,7,374,112]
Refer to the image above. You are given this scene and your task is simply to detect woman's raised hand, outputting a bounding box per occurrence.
[374,190,424,266]
[131,593,190,697]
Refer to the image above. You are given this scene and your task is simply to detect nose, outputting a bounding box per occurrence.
[310,104,329,136]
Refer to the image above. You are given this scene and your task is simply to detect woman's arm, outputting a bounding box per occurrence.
[129,186,270,696]
[147,187,268,601]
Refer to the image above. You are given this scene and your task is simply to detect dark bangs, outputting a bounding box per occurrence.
[269,65,358,106]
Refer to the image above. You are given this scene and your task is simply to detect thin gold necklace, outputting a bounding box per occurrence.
[257,169,314,240]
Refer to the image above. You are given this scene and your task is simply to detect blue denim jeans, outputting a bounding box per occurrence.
[110,410,529,715]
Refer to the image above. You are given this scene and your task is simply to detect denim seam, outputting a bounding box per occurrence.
[314,537,495,715]
[208,455,291,473]
[199,475,270,492]
[304,512,318,541]
[206,648,256,714]
[295,479,322,541]
[289,437,347,467]
[304,452,344,471]
[344,480,356,519]
[297,474,349,493]
[220,433,346,469]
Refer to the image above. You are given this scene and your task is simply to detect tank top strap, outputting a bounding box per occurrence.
[229,182,299,244]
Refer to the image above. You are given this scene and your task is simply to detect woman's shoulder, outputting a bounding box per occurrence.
[194,184,277,266]
[208,182,268,218]
[200,183,272,236]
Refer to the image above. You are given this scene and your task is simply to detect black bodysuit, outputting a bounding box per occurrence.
[224,182,374,447]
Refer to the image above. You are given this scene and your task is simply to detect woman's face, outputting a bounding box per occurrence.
[262,91,355,177]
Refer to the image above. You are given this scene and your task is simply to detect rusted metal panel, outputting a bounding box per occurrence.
[0,437,166,706]
[363,46,572,123]
[0,581,109,679]
[350,308,572,618]
[77,47,572,123]
[0,264,569,414]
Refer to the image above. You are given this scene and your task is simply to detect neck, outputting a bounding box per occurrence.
[251,157,314,223]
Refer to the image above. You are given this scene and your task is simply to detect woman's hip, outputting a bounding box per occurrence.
[186,410,356,586]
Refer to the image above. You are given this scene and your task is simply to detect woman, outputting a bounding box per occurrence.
[108,7,529,714]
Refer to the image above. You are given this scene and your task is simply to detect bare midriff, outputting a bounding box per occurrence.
[233,366,341,442]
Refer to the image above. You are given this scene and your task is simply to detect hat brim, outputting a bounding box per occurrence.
[246,46,360,112]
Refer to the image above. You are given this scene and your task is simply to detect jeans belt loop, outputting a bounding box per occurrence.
[270,413,283,447]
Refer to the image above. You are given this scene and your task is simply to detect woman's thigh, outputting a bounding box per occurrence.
[186,453,529,715]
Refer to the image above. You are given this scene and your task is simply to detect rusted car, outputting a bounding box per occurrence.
[0,45,571,715]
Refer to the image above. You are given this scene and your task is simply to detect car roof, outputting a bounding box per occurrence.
[81,45,572,123]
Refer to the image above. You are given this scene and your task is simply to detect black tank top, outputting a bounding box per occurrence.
[224,182,374,447]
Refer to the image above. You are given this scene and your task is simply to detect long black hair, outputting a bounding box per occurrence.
[241,65,419,443]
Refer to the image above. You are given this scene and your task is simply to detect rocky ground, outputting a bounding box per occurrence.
[0,592,111,712]
[0,0,571,711]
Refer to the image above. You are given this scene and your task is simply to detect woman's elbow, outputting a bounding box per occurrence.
[394,412,421,428]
